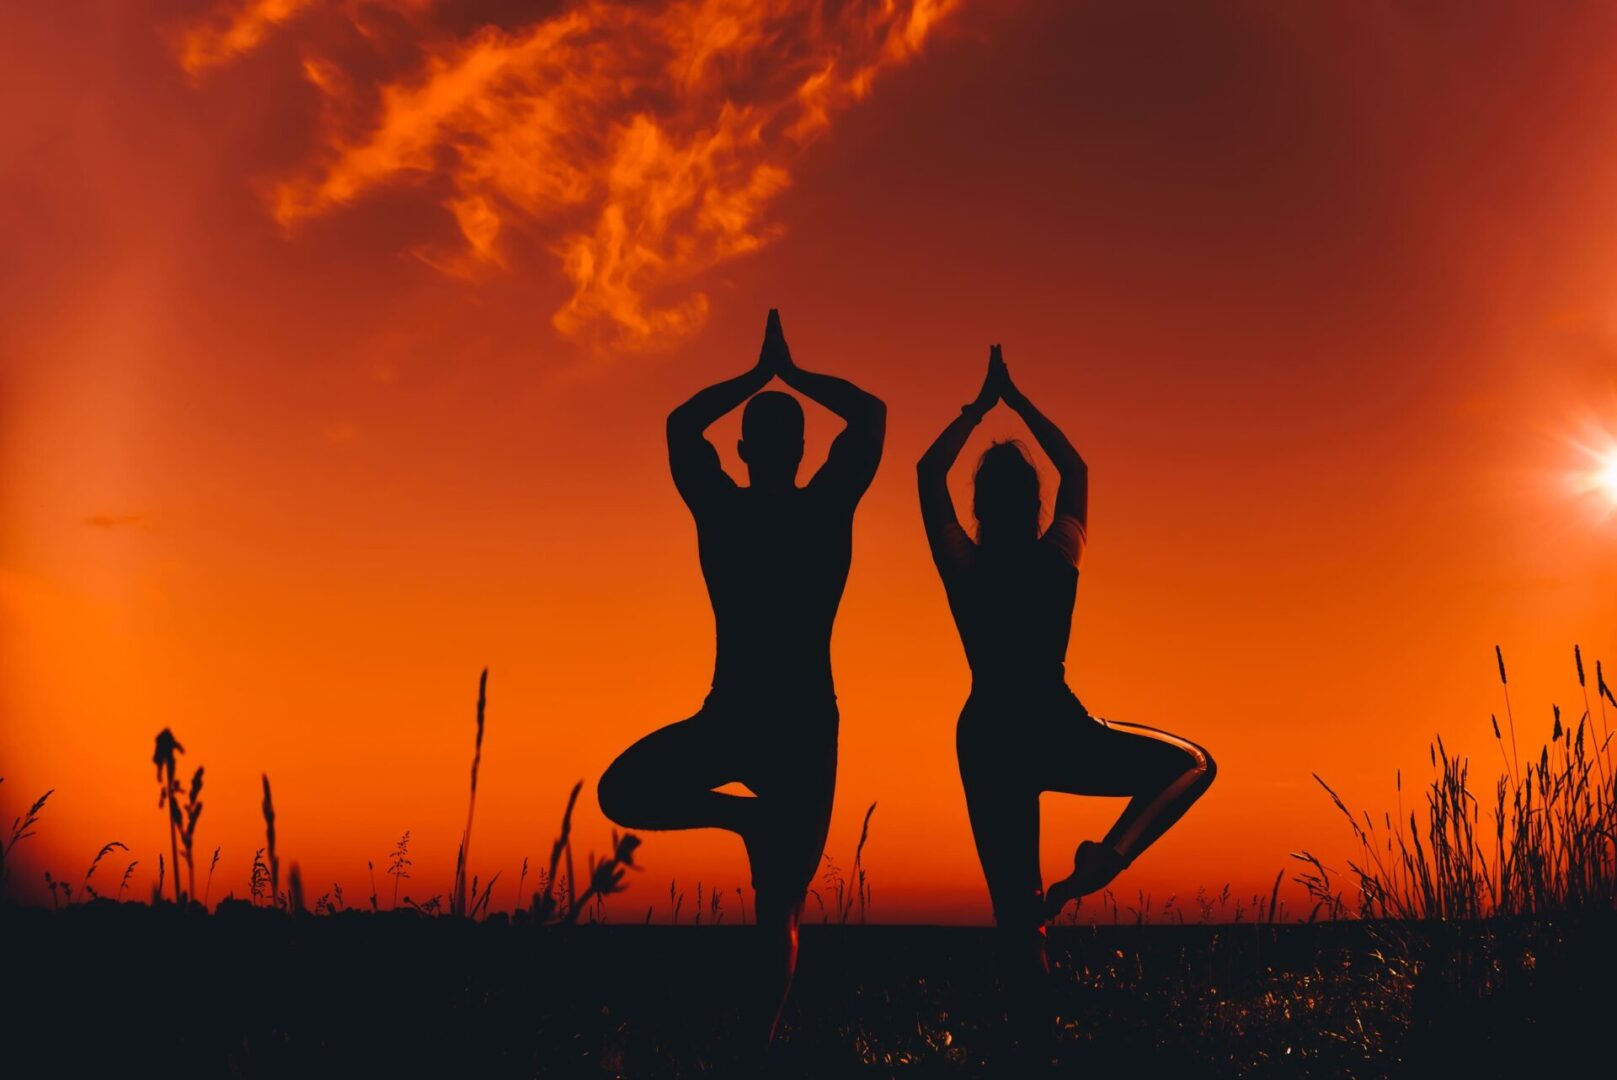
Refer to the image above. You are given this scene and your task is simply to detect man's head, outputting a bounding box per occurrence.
[973,440,1041,545]
[739,390,805,487]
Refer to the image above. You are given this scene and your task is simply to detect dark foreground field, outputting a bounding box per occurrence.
[5,903,1613,1078]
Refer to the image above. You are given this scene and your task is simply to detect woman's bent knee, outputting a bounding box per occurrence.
[1160,739,1215,801]
[1171,743,1216,807]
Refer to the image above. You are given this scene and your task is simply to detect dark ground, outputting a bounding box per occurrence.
[5,903,1613,1078]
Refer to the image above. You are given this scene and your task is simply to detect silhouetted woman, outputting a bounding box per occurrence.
[917,345,1216,996]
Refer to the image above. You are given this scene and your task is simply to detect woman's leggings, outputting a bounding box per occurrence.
[956,683,1216,931]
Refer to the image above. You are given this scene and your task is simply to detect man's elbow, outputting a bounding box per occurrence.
[666,409,696,443]
[858,397,888,438]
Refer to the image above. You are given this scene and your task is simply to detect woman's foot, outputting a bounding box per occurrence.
[1043,841,1126,921]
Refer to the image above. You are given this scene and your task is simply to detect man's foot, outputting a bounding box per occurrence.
[1043,841,1126,921]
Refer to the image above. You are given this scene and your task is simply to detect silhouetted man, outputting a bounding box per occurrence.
[597,309,885,1051]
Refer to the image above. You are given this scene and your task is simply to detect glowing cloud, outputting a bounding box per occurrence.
[171,0,962,348]
[172,0,319,76]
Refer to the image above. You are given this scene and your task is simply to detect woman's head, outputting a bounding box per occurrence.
[972,440,1041,545]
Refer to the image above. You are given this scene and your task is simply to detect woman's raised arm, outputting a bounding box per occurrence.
[917,347,1003,558]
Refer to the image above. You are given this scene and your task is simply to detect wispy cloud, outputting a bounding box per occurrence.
[170,0,962,348]
[171,0,320,78]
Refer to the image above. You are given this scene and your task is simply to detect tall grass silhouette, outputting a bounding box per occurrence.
[523,778,643,924]
[288,861,305,914]
[851,801,876,923]
[261,775,280,908]
[21,684,636,920]
[82,841,128,901]
[1300,645,1617,919]
[532,780,582,922]
[250,848,270,905]
[1,780,52,900]
[387,830,412,909]
[807,801,879,924]
[203,845,220,906]
[451,668,488,918]
[117,858,138,902]
[152,729,186,904]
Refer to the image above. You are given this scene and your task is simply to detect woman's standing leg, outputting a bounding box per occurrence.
[957,703,1051,1040]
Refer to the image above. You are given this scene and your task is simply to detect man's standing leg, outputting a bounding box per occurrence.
[743,720,837,1053]
[751,882,806,1049]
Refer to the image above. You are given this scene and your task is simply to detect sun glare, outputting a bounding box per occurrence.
[1598,454,1617,505]
[1567,431,1617,519]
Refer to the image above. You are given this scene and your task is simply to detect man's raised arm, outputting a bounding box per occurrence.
[770,312,886,498]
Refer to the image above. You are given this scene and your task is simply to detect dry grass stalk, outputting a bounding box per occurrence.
[202,846,221,908]
[1,781,54,899]
[153,730,185,903]
[81,841,129,900]
[852,801,876,923]
[118,860,138,902]
[388,831,412,909]
[451,668,488,918]
[532,781,582,922]
[250,847,269,905]
[261,774,279,908]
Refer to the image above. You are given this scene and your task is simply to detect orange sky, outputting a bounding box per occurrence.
[4,0,1617,922]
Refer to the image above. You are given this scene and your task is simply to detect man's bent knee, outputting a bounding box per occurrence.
[596,755,642,827]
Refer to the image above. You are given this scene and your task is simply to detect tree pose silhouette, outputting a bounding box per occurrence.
[598,308,885,1054]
